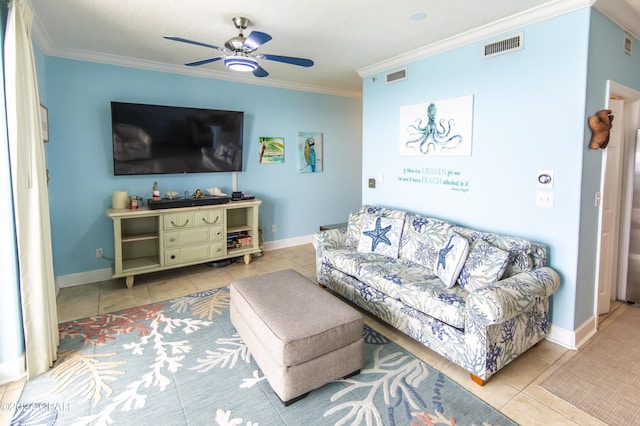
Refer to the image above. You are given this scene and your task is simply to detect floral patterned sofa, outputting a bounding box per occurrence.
[312,205,560,384]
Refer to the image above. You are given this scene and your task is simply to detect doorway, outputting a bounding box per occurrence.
[595,81,640,322]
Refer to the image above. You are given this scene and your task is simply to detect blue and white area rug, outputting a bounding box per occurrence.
[12,287,516,425]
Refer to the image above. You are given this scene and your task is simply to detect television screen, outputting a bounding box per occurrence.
[111,102,244,175]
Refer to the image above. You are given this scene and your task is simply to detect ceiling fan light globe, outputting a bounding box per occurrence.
[225,57,258,72]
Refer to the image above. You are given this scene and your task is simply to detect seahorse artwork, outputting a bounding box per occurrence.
[406,102,463,154]
[588,109,614,149]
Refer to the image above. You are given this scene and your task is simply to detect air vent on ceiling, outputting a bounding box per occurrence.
[386,68,407,84]
[482,32,524,58]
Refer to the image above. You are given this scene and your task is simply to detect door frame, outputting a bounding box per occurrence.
[595,80,640,322]
[596,98,624,316]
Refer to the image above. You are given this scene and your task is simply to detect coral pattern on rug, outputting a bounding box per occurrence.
[12,288,515,426]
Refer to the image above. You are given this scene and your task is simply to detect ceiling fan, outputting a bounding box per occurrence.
[164,16,314,78]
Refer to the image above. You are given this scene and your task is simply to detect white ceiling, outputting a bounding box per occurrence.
[29,0,640,98]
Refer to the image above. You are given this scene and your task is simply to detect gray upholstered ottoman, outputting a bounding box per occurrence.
[230,269,364,405]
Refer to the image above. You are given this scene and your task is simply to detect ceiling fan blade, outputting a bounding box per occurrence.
[259,54,314,67]
[243,31,272,51]
[164,36,226,52]
[185,57,224,67]
[252,65,269,78]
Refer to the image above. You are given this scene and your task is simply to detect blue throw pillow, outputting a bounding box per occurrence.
[357,214,404,258]
[435,232,469,288]
[457,238,510,291]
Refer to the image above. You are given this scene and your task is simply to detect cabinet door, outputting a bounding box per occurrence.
[163,212,195,230]
[195,210,224,226]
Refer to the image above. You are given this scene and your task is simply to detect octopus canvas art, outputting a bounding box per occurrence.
[399,95,474,157]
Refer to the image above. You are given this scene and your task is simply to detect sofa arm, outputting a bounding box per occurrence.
[312,228,347,252]
[465,267,560,326]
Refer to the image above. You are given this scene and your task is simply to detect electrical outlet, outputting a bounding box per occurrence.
[535,191,554,208]
[368,178,376,188]
[272,224,277,232]
[96,248,104,258]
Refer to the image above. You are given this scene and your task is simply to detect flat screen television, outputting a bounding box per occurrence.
[111,102,244,175]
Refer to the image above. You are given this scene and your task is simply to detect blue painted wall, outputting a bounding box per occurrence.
[576,10,640,324]
[361,9,593,331]
[40,58,362,277]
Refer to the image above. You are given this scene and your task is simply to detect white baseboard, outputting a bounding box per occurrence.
[54,235,314,289]
[572,315,598,349]
[546,315,597,350]
[55,267,113,290]
[0,354,25,386]
[263,234,312,251]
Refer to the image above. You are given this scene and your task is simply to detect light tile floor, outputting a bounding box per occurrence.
[0,244,625,425]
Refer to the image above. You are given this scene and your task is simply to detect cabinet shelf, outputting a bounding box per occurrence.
[227,246,254,255]
[122,233,159,243]
[122,256,161,271]
[227,225,252,233]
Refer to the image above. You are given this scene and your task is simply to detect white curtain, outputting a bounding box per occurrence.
[4,0,58,378]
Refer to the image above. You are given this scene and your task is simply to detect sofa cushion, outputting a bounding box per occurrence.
[357,214,404,258]
[453,227,533,278]
[323,247,380,279]
[458,239,510,291]
[345,212,365,248]
[359,204,408,219]
[323,247,468,329]
[435,232,469,288]
[354,258,434,300]
[346,206,407,248]
[399,213,454,270]
[398,277,468,329]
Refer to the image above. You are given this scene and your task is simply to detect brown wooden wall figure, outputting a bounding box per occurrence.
[588,109,614,149]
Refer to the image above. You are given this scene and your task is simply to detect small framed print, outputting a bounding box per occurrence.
[40,104,49,142]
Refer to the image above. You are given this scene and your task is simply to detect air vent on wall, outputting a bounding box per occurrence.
[624,33,632,55]
[386,68,407,84]
[482,32,524,58]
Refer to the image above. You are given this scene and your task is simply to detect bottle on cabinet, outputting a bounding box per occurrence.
[152,181,161,201]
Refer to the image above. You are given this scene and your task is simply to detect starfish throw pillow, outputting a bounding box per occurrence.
[357,214,404,258]
[435,231,470,288]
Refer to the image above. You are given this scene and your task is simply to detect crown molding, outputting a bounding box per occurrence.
[594,0,640,40]
[36,46,362,99]
[29,2,52,53]
[357,0,594,77]
[28,15,361,100]
[31,0,627,97]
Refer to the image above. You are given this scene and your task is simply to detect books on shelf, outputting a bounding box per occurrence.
[227,231,252,249]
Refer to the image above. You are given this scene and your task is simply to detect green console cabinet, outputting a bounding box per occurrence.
[106,199,261,288]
